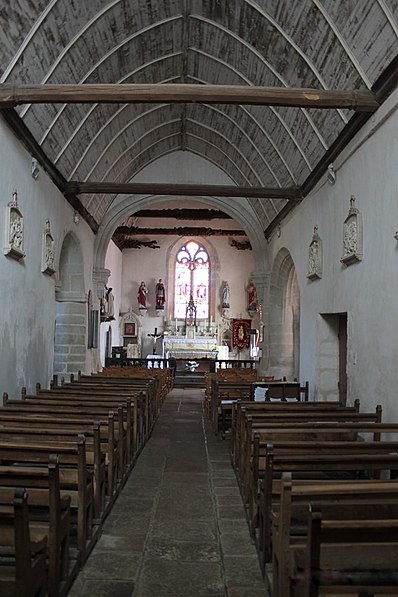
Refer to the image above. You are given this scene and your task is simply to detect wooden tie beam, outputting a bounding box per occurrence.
[0,83,379,111]
[64,181,302,200]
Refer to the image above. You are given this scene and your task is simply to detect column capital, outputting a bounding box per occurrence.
[93,267,111,299]
[250,271,270,293]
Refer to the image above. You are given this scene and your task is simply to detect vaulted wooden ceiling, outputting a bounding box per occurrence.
[0,1,397,238]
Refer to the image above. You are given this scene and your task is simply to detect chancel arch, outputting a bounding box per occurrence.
[53,232,86,380]
[267,248,300,380]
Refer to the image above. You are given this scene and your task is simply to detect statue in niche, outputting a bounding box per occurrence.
[10,212,23,249]
[307,225,322,280]
[343,220,358,255]
[4,190,25,260]
[341,195,363,266]
[42,219,56,275]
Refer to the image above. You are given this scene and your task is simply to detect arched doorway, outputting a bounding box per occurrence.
[268,249,300,380]
[53,233,86,380]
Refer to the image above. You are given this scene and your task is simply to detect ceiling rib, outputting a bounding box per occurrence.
[377,0,398,37]
[192,15,329,148]
[311,0,372,88]
[18,12,182,119]
[0,0,59,83]
[244,0,348,124]
[53,55,183,159]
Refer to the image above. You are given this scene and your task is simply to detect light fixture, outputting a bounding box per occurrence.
[276,224,281,238]
[327,163,336,185]
[31,158,40,180]
[73,211,80,225]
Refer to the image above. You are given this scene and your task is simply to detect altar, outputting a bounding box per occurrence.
[163,337,218,360]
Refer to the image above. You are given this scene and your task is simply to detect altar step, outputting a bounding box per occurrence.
[173,371,206,388]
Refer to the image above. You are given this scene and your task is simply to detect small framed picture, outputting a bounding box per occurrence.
[124,322,136,336]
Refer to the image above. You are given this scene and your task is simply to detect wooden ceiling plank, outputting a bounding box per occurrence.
[64,181,302,200]
[0,83,379,111]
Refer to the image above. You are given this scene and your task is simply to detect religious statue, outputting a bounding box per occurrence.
[137,281,148,309]
[155,279,166,309]
[247,279,258,312]
[105,287,115,321]
[222,281,230,308]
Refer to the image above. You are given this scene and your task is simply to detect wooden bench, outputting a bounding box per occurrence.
[0,455,71,597]
[290,502,398,597]
[230,399,362,472]
[271,474,398,596]
[236,405,382,491]
[2,395,130,494]
[29,387,148,459]
[0,435,94,563]
[0,422,106,520]
[247,420,398,520]
[258,445,398,571]
[0,488,48,597]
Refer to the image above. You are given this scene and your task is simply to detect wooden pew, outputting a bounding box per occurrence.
[231,399,362,473]
[272,473,398,596]
[0,412,118,507]
[258,445,398,571]
[290,502,398,597]
[2,395,129,493]
[0,423,106,521]
[28,388,146,459]
[0,435,94,563]
[0,455,71,597]
[0,488,48,597]
[236,405,382,492]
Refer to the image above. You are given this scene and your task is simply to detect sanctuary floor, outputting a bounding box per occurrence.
[68,388,269,597]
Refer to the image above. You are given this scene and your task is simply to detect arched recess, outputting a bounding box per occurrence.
[165,235,220,322]
[53,232,86,380]
[267,248,300,380]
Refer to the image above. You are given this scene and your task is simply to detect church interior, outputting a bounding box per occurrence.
[1,1,398,596]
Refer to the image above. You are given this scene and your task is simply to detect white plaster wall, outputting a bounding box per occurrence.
[121,234,255,357]
[0,118,96,398]
[265,89,398,421]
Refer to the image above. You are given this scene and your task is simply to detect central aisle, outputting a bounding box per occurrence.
[69,388,269,597]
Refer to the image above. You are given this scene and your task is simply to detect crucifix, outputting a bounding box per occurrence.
[147,327,164,354]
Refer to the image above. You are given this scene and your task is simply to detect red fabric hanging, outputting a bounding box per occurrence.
[232,318,251,350]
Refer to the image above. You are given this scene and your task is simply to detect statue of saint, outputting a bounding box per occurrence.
[137,281,148,309]
[155,279,166,309]
[105,287,115,321]
[222,281,230,308]
[247,279,258,311]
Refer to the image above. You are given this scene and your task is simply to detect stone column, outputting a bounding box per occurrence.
[91,267,111,372]
[250,271,270,375]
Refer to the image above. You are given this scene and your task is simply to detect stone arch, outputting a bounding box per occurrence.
[93,152,270,276]
[267,248,300,380]
[165,235,220,321]
[53,232,86,379]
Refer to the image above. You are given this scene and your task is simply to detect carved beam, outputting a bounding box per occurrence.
[113,226,248,237]
[132,208,232,220]
[0,84,379,111]
[65,181,301,200]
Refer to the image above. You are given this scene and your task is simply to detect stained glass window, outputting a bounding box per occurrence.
[175,241,209,319]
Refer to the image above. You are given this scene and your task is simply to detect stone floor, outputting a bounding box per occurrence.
[68,388,270,597]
